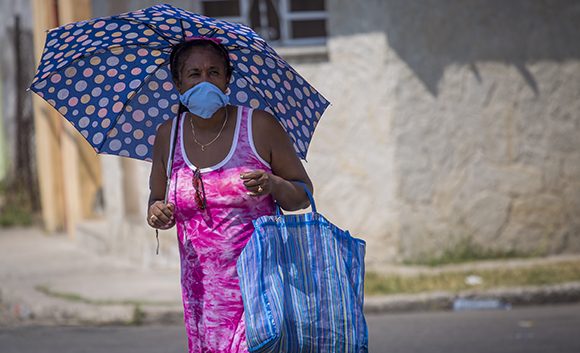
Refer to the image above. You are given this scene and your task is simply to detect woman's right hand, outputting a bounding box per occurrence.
[148,201,175,229]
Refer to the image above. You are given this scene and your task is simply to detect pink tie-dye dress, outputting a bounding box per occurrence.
[166,106,276,353]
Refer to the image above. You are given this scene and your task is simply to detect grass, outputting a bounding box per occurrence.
[364,260,580,296]
[131,305,146,326]
[0,206,34,227]
[0,180,36,227]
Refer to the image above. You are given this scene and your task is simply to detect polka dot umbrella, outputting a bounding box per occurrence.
[29,3,329,161]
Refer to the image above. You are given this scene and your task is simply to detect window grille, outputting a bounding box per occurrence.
[200,0,327,46]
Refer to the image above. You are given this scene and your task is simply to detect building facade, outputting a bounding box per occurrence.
[27,0,580,270]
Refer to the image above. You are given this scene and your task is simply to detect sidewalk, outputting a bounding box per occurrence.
[1,227,580,326]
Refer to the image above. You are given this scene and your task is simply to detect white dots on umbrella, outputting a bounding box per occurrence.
[236,79,248,89]
[75,80,87,92]
[109,140,122,151]
[237,63,249,73]
[92,132,104,145]
[236,91,248,103]
[155,70,168,80]
[57,89,69,100]
[105,23,119,31]
[91,87,102,96]
[78,116,90,128]
[129,79,141,89]
[148,107,159,117]
[106,56,120,66]
[135,144,148,157]
[294,87,303,100]
[158,99,169,109]
[265,57,276,69]
[34,77,48,89]
[42,64,54,73]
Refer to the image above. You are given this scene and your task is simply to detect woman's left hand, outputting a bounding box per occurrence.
[240,170,275,196]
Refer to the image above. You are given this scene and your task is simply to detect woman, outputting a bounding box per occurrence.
[147,38,313,352]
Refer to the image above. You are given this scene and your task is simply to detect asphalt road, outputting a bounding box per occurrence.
[1,303,579,353]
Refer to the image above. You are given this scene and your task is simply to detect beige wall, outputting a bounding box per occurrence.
[315,0,580,266]
[85,0,580,270]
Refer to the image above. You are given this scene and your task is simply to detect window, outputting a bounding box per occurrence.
[201,0,327,46]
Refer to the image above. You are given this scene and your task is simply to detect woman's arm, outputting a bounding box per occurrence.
[241,110,313,211]
[147,120,176,229]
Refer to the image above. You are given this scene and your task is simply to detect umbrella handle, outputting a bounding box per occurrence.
[164,178,171,204]
[157,175,172,256]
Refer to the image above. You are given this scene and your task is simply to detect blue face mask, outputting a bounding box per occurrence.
[179,81,230,119]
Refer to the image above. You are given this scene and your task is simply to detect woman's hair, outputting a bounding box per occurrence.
[169,39,233,83]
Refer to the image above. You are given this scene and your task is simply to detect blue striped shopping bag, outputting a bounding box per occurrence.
[237,185,369,352]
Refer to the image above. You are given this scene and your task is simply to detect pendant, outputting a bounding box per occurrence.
[201,146,206,151]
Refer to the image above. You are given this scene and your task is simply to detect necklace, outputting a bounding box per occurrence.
[189,108,228,152]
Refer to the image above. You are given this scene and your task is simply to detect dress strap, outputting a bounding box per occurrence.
[238,106,271,168]
[166,112,186,177]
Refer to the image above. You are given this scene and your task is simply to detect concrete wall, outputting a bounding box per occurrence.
[84,0,580,270]
[310,0,580,266]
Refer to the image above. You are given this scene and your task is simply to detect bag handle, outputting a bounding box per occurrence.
[275,181,316,215]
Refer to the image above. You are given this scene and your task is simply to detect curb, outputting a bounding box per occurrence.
[363,281,580,314]
[3,282,580,326]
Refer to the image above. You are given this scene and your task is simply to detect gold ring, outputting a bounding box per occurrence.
[257,185,263,193]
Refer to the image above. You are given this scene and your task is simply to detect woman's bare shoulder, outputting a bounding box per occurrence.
[251,109,283,134]
[153,119,176,149]
[157,119,174,139]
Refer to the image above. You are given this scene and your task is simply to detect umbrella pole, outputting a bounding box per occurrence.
[164,178,171,205]
[156,112,180,256]
[164,112,181,205]
[156,179,171,256]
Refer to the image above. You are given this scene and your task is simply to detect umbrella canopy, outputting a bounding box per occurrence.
[29,3,329,161]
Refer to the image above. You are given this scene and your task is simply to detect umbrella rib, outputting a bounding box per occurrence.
[179,18,186,40]
[97,59,170,151]
[115,17,178,46]
[206,27,219,38]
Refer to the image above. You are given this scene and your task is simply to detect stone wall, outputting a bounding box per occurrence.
[291,33,400,268]
[86,0,580,269]
[318,0,580,265]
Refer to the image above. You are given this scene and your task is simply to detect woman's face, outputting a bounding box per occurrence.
[175,46,229,94]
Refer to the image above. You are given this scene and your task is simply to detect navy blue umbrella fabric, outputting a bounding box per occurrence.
[30,3,329,161]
